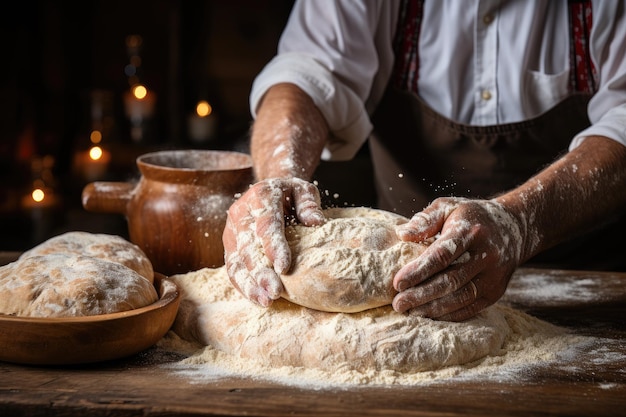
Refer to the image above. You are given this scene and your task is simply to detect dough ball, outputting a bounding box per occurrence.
[281,207,428,312]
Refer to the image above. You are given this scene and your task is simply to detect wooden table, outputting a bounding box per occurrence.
[1,251,625,416]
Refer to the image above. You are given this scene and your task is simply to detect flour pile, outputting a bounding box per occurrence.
[161,266,589,387]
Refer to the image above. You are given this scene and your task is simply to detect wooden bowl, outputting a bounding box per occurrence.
[0,273,180,366]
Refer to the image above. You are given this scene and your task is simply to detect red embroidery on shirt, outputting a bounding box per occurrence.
[568,0,597,93]
[392,1,598,95]
[391,0,424,92]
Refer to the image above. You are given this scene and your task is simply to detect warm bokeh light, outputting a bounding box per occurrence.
[90,130,102,144]
[133,85,148,100]
[196,100,212,117]
[130,55,142,68]
[89,146,103,161]
[31,188,45,203]
[126,34,143,49]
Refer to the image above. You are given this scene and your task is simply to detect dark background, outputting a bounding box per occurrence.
[0,0,376,251]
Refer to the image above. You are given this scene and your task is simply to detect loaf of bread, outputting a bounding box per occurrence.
[0,253,158,317]
[19,231,154,283]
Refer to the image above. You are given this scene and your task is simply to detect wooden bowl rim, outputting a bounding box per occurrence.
[137,149,253,173]
[0,272,181,365]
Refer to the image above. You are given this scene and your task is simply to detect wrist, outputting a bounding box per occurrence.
[251,84,329,181]
[490,195,540,265]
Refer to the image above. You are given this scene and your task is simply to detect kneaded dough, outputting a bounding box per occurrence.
[281,207,428,312]
[171,266,512,373]
[0,253,158,318]
[19,231,154,283]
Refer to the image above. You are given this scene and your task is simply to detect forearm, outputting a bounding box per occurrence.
[495,136,626,263]
[250,83,329,181]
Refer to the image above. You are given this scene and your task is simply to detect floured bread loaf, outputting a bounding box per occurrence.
[0,253,158,318]
[280,207,428,312]
[19,231,154,283]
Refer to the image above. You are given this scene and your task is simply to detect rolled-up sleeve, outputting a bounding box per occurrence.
[250,53,374,160]
[250,0,398,161]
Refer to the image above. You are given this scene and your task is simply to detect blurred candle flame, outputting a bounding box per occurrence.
[196,100,212,117]
[89,146,103,161]
[133,85,148,100]
[31,188,45,203]
[90,130,102,144]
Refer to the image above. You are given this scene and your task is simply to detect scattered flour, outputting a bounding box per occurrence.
[157,266,592,389]
[503,272,608,303]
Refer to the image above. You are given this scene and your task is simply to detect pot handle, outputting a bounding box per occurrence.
[82,182,135,215]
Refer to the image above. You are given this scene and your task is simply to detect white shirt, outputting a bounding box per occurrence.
[250,0,626,161]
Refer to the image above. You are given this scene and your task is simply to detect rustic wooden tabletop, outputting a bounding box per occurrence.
[1,252,625,417]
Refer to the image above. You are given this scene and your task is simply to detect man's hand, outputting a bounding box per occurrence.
[222,177,325,307]
[392,197,526,321]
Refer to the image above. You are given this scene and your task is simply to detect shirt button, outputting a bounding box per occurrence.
[483,13,494,25]
[481,90,492,101]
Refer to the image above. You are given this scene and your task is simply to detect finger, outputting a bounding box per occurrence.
[396,279,486,320]
[394,210,477,292]
[396,197,464,242]
[437,295,491,322]
[393,231,470,292]
[392,263,468,311]
[225,207,285,303]
[396,212,442,242]
[222,212,242,255]
[225,255,276,307]
[291,180,325,226]
[225,220,284,306]
[392,253,484,311]
[252,266,283,305]
[257,210,292,274]
[247,187,292,274]
[225,255,250,299]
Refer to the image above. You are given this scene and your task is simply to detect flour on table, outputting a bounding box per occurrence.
[164,266,589,387]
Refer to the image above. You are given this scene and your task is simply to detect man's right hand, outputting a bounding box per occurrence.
[222,177,326,307]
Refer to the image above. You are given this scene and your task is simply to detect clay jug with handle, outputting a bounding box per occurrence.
[82,150,253,275]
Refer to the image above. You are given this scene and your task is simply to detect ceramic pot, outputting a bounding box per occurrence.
[82,150,253,275]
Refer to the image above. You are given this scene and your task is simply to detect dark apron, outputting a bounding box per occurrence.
[369,88,626,271]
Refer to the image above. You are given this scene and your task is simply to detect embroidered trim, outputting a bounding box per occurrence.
[391,1,597,94]
[568,0,597,93]
[391,0,424,92]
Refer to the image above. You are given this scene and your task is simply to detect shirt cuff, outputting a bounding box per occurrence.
[570,105,626,150]
[250,53,373,161]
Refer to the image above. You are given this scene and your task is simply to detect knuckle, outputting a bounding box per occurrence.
[429,245,456,267]
[421,298,448,318]
[393,288,422,312]
[440,272,465,291]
